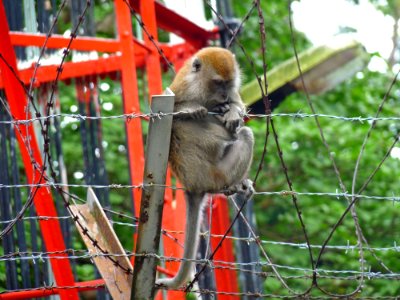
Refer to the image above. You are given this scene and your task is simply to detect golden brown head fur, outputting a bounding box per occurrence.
[169,47,240,108]
[195,47,236,80]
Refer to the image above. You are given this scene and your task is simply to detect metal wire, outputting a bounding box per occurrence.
[2,249,399,279]
[1,111,400,125]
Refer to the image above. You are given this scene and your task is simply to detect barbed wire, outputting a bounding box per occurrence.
[186,289,400,299]
[1,283,398,299]
[0,0,399,298]
[2,111,400,125]
[2,181,399,202]
[1,249,399,279]
[0,211,398,253]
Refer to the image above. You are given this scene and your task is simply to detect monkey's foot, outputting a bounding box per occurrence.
[238,126,254,142]
[225,179,254,198]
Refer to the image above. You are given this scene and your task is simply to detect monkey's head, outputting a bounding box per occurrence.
[170,47,241,107]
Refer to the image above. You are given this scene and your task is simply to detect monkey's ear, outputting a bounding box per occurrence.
[191,58,202,73]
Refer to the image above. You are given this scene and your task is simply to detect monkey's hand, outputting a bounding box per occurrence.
[215,107,244,133]
[188,106,208,119]
[176,105,208,120]
[226,109,244,132]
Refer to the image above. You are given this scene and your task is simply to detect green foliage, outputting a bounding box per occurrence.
[232,1,400,296]
[232,0,310,81]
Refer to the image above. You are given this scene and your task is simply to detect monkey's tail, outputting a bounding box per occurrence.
[156,192,205,290]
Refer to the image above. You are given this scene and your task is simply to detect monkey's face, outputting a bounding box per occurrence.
[190,58,238,105]
[185,48,241,107]
[208,77,235,104]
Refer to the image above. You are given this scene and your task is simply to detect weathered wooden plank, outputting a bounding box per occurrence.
[70,188,133,300]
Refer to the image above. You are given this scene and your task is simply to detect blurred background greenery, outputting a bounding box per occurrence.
[1,0,399,297]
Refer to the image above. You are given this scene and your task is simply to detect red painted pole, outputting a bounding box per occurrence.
[0,279,105,300]
[211,195,240,300]
[138,0,163,96]
[114,0,145,216]
[0,2,78,299]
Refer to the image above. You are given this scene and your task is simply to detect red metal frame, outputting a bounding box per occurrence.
[0,280,105,300]
[0,0,240,299]
[128,0,218,49]
[9,32,122,52]
[0,2,78,299]
[114,0,145,216]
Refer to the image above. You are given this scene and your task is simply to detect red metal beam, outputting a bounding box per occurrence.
[9,32,150,55]
[0,44,198,88]
[159,42,196,71]
[139,0,163,96]
[0,43,196,88]
[0,2,78,299]
[114,0,145,216]
[0,279,105,300]
[129,0,218,49]
[0,55,126,88]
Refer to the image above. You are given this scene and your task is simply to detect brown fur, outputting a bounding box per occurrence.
[196,47,236,80]
[168,47,251,193]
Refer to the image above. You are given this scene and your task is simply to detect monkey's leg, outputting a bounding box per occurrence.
[217,126,254,179]
[156,192,205,289]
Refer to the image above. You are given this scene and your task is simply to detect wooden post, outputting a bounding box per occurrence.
[131,90,175,300]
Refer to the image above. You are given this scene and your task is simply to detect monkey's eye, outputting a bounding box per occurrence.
[225,80,233,88]
[213,79,224,85]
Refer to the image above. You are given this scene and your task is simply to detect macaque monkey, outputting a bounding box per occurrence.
[156,47,254,290]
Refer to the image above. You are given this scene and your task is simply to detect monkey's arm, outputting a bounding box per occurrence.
[174,102,208,120]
